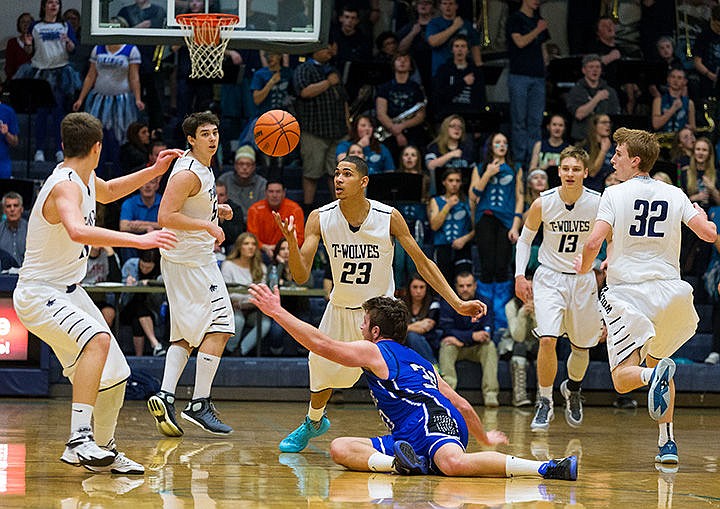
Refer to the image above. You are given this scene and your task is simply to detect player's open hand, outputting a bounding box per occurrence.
[153,149,185,174]
[138,230,177,250]
[248,283,282,318]
[273,211,298,244]
[482,430,509,446]
[457,299,487,321]
[218,203,233,220]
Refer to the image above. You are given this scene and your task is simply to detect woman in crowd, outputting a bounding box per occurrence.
[469,132,524,330]
[397,144,430,203]
[4,13,34,81]
[401,274,440,366]
[425,114,475,196]
[73,43,144,178]
[336,114,395,174]
[681,137,720,209]
[671,126,695,183]
[221,233,271,356]
[120,248,166,357]
[15,0,81,163]
[524,168,549,213]
[528,114,569,189]
[119,121,151,174]
[580,114,615,193]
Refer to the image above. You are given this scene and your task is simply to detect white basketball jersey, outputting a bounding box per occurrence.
[538,187,601,273]
[19,165,96,286]
[597,176,698,285]
[320,199,395,307]
[160,153,218,267]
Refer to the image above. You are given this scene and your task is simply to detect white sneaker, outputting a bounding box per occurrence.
[152,344,166,357]
[60,427,115,467]
[705,352,720,365]
[34,150,45,162]
[84,438,145,474]
[55,150,64,162]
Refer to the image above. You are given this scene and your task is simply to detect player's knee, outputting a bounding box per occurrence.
[434,454,463,477]
[329,438,348,464]
[87,332,111,354]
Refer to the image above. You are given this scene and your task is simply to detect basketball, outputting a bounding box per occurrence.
[253,110,300,157]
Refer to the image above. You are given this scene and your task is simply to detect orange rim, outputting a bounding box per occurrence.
[176,13,240,27]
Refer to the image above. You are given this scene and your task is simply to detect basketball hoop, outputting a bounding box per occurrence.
[176,13,239,79]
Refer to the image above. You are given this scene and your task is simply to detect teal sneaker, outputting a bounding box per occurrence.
[655,440,679,464]
[279,416,330,453]
[648,358,676,421]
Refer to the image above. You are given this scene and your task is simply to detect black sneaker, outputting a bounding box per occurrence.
[181,398,233,435]
[147,391,184,437]
[539,456,578,481]
[392,440,428,475]
[559,380,583,428]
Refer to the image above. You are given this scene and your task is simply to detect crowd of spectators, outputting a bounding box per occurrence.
[2,1,720,398]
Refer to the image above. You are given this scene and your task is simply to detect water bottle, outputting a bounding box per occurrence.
[268,264,279,290]
[414,219,424,245]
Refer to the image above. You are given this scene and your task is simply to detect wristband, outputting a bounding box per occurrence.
[514,213,523,219]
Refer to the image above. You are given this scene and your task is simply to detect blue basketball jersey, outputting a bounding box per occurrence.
[364,340,468,450]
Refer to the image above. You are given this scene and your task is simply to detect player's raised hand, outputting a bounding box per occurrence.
[248,283,282,318]
[482,430,509,446]
[273,211,298,244]
[457,299,487,321]
[218,203,233,220]
[137,230,177,250]
[152,149,185,175]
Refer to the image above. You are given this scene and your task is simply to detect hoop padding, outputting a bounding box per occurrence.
[176,14,239,79]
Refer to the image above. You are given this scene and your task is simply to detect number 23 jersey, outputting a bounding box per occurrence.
[598,176,697,285]
[538,187,600,274]
[319,199,395,308]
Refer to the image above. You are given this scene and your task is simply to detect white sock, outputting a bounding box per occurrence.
[308,403,326,422]
[71,403,93,433]
[368,452,396,472]
[640,367,654,385]
[192,353,221,399]
[505,455,545,478]
[538,385,553,402]
[161,344,191,394]
[659,422,674,446]
[93,383,125,447]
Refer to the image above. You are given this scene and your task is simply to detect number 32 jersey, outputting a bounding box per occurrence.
[538,187,601,274]
[598,176,697,286]
[319,199,395,307]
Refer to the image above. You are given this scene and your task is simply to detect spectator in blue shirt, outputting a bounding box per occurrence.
[336,114,395,174]
[437,271,499,407]
[119,174,161,262]
[426,0,482,77]
[0,88,19,179]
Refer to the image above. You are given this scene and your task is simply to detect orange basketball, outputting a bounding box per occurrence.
[253,110,300,157]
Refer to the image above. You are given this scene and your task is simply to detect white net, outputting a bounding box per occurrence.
[177,15,239,79]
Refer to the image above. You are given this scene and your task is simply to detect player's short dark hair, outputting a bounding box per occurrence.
[363,296,410,344]
[61,112,103,158]
[613,127,660,173]
[559,146,589,169]
[340,155,369,177]
[182,111,220,139]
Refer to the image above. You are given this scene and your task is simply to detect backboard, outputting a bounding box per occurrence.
[82,0,331,53]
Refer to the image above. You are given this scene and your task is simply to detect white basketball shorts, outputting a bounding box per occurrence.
[532,265,603,348]
[161,258,235,348]
[308,303,364,392]
[600,278,698,369]
[13,281,130,390]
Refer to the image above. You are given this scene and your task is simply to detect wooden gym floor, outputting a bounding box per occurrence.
[0,399,719,508]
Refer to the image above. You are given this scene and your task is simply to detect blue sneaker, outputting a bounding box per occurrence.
[279,416,330,453]
[392,440,428,475]
[539,455,578,481]
[648,358,676,421]
[655,440,679,464]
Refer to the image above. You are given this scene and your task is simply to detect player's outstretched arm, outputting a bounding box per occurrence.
[248,284,387,373]
[273,210,319,284]
[687,203,718,243]
[576,220,612,274]
[436,373,508,446]
[95,149,184,204]
[392,210,487,320]
[51,181,177,249]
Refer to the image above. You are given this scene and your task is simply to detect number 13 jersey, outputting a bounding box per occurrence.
[538,187,601,274]
[319,199,395,308]
[597,176,697,285]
